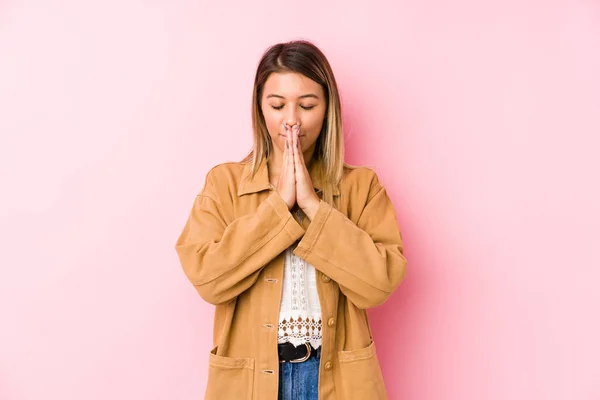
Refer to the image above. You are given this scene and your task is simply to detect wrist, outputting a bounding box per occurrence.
[302,198,322,221]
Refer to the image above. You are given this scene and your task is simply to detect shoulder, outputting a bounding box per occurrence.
[341,163,384,199]
[198,161,247,196]
[205,161,246,181]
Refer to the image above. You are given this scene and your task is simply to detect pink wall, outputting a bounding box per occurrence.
[1,1,599,399]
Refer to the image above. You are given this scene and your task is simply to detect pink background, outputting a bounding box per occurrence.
[1,1,599,399]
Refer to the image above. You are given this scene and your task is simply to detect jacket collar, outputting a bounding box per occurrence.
[237,157,340,196]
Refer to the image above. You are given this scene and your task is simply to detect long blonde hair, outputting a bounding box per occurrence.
[242,40,345,208]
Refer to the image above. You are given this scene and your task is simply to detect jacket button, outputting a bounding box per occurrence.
[321,274,331,283]
[327,317,336,327]
[324,361,332,371]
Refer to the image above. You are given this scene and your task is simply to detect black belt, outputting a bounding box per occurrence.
[278,342,321,363]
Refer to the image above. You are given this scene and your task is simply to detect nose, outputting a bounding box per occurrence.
[283,109,300,129]
[283,121,301,133]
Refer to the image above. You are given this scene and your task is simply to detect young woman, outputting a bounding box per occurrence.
[175,40,407,400]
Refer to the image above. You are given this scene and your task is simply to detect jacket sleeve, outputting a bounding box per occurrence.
[175,171,305,305]
[292,173,407,309]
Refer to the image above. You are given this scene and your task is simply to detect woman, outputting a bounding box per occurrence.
[175,39,407,400]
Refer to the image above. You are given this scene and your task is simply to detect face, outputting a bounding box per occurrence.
[260,72,327,157]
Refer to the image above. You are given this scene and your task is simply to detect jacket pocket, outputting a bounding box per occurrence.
[337,340,388,400]
[205,345,255,400]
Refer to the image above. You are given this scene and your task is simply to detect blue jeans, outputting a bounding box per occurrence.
[277,355,320,400]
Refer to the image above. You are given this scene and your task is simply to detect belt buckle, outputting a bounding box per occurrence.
[289,343,311,363]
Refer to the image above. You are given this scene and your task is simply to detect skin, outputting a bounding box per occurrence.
[261,72,327,221]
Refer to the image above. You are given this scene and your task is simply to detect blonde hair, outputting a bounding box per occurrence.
[242,39,345,208]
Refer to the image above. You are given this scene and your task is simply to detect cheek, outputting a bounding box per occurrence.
[303,113,325,136]
[262,109,280,135]
[261,109,285,150]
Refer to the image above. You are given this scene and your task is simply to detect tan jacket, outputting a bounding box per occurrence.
[175,157,407,400]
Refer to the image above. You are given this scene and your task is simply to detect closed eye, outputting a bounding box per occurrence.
[271,105,316,110]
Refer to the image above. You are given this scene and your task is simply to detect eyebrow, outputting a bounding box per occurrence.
[266,93,320,100]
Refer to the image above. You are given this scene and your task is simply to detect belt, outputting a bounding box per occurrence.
[278,342,321,363]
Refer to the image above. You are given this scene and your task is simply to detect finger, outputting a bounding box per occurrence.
[282,136,288,172]
[287,134,295,182]
[283,123,292,169]
[296,125,303,152]
[285,123,293,153]
[293,125,303,170]
[298,125,303,155]
[290,125,296,153]
[282,122,290,153]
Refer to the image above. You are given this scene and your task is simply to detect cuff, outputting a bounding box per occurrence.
[293,200,332,258]
[266,191,305,239]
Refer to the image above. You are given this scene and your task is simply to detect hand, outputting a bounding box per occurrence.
[291,124,321,220]
[275,122,296,210]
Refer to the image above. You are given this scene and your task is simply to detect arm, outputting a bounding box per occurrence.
[293,176,407,309]
[175,171,305,305]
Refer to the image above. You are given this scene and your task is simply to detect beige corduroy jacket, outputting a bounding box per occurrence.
[175,157,407,400]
